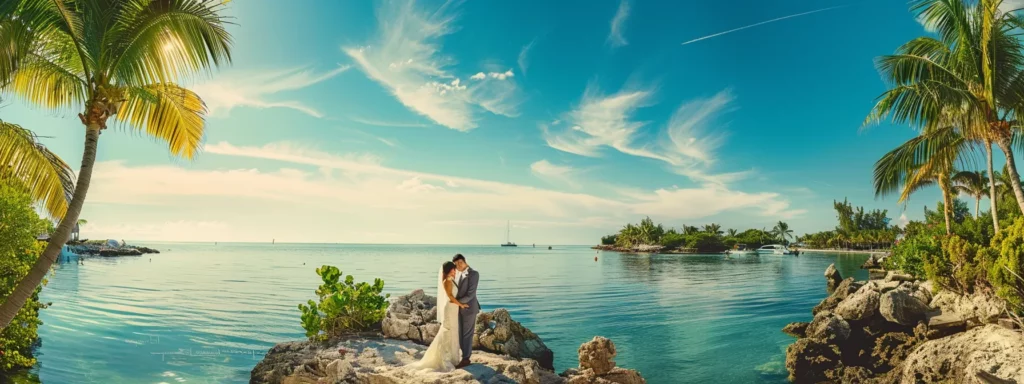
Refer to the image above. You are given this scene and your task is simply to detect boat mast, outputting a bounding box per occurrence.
[506,220,510,243]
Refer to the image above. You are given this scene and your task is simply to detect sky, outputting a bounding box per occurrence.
[4,0,1020,245]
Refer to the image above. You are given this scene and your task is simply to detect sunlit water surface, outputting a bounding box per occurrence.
[21,243,868,383]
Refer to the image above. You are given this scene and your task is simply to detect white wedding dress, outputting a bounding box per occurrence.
[406,268,462,372]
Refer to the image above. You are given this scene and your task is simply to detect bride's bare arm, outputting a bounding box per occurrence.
[443,279,468,308]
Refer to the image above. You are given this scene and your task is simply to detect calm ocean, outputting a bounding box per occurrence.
[25,243,868,383]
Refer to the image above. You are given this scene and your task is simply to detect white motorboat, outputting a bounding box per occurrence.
[726,244,758,255]
[756,244,793,255]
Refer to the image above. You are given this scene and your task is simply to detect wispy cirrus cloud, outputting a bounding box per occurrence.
[608,0,631,47]
[681,5,846,46]
[343,0,520,131]
[530,159,579,187]
[518,39,536,75]
[192,66,349,118]
[542,84,739,185]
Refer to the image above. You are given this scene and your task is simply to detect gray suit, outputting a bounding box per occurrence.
[454,268,480,361]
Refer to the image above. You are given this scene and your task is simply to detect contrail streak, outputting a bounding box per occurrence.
[681,5,849,46]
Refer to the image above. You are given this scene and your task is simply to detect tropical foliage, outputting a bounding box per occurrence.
[0,0,234,329]
[602,217,791,253]
[0,181,49,371]
[298,265,390,342]
[798,199,900,250]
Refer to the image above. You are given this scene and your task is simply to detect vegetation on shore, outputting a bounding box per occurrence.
[0,181,50,371]
[599,217,795,253]
[797,199,900,250]
[298,266,390,342]
[0,0,234,330]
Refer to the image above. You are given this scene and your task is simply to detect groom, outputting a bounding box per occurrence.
[452,254,480,369]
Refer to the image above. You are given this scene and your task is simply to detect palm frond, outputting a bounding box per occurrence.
[0,120,75,219]
[107,0,233,86]
[874,126,967,201]
[116,83,206,159]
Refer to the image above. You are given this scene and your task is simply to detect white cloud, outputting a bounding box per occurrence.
[898,213,910,227]
[1002,0,1024,13]
[530,159,578,187]
[343,0,520,131]
[608,0,631,47]
[192,66,349,118]
[79,141,801,243]
[470,69,514,81]
[518,40,536,75]
[543,85,740,185]
[348,116,430,128]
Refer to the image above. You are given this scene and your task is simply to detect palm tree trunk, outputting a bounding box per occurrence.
[975,198,980,218]
[995,137,1024,215]
[941,179,952,235]
[0,126,100,329]
[987,140,1000,232]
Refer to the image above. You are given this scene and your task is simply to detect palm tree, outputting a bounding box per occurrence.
[0,120,75,219]
[874,126,965,235]
[867,0,1024,228]
[726,228,738,237]
[772,221,793,243]
[0,0,233,329]
[952,170,989,218]
[703,223,722,235]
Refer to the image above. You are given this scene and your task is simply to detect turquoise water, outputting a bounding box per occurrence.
[24,243,868,384]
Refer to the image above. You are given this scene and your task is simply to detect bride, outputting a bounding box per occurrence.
[406,261,468,372]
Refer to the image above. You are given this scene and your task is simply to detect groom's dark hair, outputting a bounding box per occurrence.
[452,254,465,263]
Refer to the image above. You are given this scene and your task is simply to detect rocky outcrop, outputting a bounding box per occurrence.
[381,289,440,344]
[251,335,644,384]
[825,264,843,293]
[879,287,929,326]
[784,264,1021,384]
[68,243,160,256]
[382,290,555,370]
[895,325,1024,384]
[475,309,555,370]
[561,337,645,384]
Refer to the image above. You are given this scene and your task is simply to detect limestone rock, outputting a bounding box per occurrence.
[807,312,850,343]
[381,289,439,344]
[562,337,645,384]
[475,309,555,370]
[785,338,841,384]
[896,325,1024,384]
[879,288,929,326]
[929,291,1006,325]
[871,332,920,372]
[825,263,843,293]
[834,286,880,321]
[782,322,810,338]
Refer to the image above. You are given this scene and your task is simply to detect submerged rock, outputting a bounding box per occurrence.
[895,325,1024,384]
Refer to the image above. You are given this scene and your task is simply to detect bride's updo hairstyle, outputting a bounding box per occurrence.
[442,261,457,282]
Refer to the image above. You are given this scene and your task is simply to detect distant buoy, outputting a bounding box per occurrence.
[594,256,598,261]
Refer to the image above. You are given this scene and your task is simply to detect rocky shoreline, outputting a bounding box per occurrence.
[783,263,1023,383]
[252,290,645,384]
[591,244,698,254]
[66,242,160,257]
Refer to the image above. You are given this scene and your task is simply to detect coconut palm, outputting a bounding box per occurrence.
[866,0,1024,230]
[0,0,233,329]
[703,223,723,235]
[952,170,990,218]
[772,221,793,243]
[726,228,738,237]
[0,120,75,219]
[874,126,966,235]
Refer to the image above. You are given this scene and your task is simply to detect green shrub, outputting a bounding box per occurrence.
[924,235,994,293]
[990,218,1024,311]
[600,234,617,245]
[0,182,49,371]
[659,232,686,249]
[298,265,389,342]
[686,233,727,253]
[886,232,940,278]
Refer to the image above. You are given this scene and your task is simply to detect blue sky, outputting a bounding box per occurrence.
[5,0,1018,244]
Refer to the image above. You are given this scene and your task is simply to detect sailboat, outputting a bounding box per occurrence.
[501,221,517,247]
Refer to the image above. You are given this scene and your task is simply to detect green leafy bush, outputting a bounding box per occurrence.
[924,235,994,293]
[0,182,49,371]
[600,234,617,245]
[686,233,727,253]
[658,232,686,249]
[885,232,940,279]
[990,218,1024,310]
[298,265,389,342]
